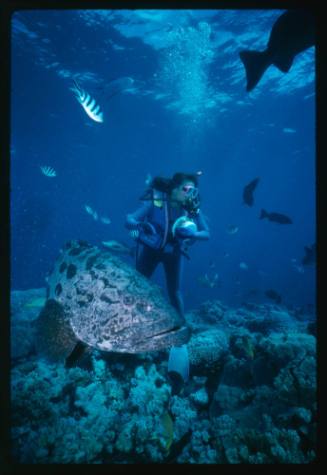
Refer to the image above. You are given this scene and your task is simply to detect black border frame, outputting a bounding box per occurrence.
[1,0,325,472]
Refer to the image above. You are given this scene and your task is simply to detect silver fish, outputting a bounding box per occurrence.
[226,224,239,235]
[197,273,220,289]
[35,240,190,360]
[145,173,152,187]
[100,216,111,225]
[239,262,248,270]
[84,204,98,221]
[84,204,94,215]
[102,240,133,255]
[71,80,104,123]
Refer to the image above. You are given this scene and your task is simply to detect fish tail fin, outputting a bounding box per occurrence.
[260,209,268,220]
[72,78,81,90]
[239,49,271,92]
[70,79,83,99]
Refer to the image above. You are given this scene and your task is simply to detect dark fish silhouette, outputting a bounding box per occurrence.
[260,209,293,224]
[243,177,260,206]
[240,9,315,92]
[302,243,316,266]
[265,289,282,304]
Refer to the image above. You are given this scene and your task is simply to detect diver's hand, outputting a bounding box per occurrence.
[183,237,196,246]
[126,219,140,230]
[129,229,140,240]
[175,227,197,239]
[138,222,156,235]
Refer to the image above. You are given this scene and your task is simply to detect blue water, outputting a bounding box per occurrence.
[10,9,316,311]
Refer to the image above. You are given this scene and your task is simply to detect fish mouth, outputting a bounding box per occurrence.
[134,324,191,352]
[150,325,185,338]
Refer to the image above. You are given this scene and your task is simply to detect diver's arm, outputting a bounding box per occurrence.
[193,210,210,240]
[125,202,152,230]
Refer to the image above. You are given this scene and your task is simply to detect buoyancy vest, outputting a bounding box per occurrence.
[138,189,188,251]
[137,190,169,250]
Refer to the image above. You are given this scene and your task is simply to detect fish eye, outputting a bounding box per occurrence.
[136,302,150,313]
[123,295,134,306]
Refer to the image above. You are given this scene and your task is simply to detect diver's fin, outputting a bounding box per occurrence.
[168,371,185,396]
[239,50,271,92]
[65,341,87,368]
[168,344,190,389]
[35,299,79,363]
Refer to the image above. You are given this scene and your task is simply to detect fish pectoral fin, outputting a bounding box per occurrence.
[273,54,294,73]
[65,341,88,368]
[239,49,271,92]
[35,299,79,363]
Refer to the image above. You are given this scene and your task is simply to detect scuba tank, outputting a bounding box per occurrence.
[137,177,170,250]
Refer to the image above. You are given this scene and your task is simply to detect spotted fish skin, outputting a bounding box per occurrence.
[70,80,104,123]
[36,240,189,359]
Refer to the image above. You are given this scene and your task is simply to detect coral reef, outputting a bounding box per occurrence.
[188,329,229,373]
[191,299,308,336]
[11,356,177,463]
[10,293,317,463]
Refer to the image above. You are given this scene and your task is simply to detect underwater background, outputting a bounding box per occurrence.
[10,9,316,463]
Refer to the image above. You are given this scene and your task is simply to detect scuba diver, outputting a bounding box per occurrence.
[125,172,210,394]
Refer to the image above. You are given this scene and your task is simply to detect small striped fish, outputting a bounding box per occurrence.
[40,165,56,177]
[71,80,104,123]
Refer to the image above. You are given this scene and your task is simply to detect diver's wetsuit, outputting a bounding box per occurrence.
[126,198,209,318]
[126,194,209,390]
[136,240,185,316]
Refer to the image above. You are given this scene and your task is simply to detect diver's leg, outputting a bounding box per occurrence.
[163,252,189,394]
[163,251,184,317]
[136,244,159,278]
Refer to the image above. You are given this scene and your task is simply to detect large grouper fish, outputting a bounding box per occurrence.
[35,240,190,364]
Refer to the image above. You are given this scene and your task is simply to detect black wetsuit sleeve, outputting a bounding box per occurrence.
[125,201,152,230]
[194,210,210,240]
